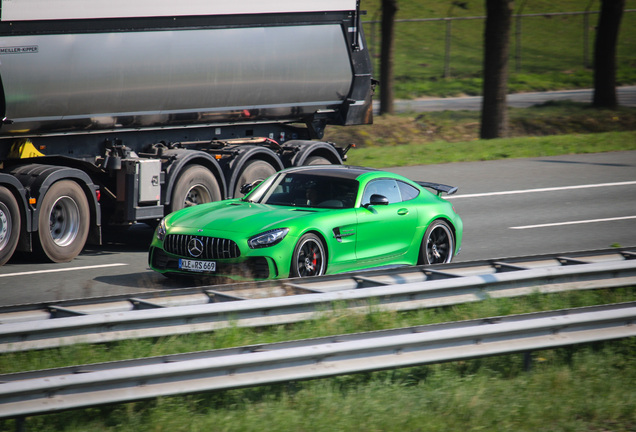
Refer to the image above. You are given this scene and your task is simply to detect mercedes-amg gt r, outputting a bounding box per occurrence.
[149,165,462,280]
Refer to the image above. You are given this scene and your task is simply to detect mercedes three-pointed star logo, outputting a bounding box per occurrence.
[187,238,204,258]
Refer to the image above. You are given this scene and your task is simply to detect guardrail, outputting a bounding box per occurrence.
[1,302,634,420]
[3,249,633,324]
[1,250,635,353]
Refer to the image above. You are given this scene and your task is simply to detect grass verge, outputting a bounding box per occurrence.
[343,130,636,168]
[322,102,636,168]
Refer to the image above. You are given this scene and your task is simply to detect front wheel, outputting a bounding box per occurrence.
[291,233,326,277]
[35,180,90,263]
[419,220,454,265]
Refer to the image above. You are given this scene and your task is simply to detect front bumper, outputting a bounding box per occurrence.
[149,246,281,280]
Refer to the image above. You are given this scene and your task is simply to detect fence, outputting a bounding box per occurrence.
[364,9,636,79]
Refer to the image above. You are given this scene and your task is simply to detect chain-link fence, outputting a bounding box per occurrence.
[364,9,635,80]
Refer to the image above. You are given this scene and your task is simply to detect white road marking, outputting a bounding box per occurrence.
[0,263,127,278]
[510,215,636,230]
[447,180,636,199]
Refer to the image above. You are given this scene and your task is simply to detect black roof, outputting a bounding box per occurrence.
[283,165,378,180]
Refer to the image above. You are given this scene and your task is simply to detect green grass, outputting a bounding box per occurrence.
[11,343,635,432]
[343,130,636,168]
[359,0,636,98]
[2,288,635,431]
[322,101,636,168]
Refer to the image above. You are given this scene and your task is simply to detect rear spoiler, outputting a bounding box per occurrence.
[415,181,458,197]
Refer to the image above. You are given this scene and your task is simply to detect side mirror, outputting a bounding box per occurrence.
[240,180,263,195]
[366,194,389,207]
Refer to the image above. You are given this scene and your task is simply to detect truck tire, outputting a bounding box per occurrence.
[305,156,331,165]
[0,186,21,266]
[233,160,277,198]
[169,165,221,213]
[35,180,90,263]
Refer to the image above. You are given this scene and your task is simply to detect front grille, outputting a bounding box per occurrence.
[164,234,241,259]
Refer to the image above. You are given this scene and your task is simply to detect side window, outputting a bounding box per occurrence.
[397,181,420,201]
[362,179,402,205]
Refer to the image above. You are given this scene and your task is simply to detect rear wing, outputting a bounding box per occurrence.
[415,181,458,197]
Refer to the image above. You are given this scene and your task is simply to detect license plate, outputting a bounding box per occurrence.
[179,259,216,272]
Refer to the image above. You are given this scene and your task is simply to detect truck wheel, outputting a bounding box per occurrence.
[0,186,21,266]
[233,160,276,198]
[170,165,221,213]
[304,156,331,165]
[36,180,90,263]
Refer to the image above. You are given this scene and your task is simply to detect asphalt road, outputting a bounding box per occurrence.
[390,151,636,261]
[1,151,635,306]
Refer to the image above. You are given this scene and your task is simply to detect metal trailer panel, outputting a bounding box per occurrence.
[1,0,359,21]
[0,24,353,135]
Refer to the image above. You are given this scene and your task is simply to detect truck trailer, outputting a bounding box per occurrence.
[0,0,374,265]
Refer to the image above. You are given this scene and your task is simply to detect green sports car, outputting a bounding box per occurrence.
[149,165,462,280]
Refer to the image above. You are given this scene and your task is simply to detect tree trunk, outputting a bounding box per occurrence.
[480,0,513,139]
[593,0,625,108]
[379,0,398,115]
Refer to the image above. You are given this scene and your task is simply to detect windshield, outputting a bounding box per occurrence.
[247,172,359,209]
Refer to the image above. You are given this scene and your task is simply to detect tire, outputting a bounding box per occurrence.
[0,186,21,266]
[419,219,455,265]
[233,160,276,198]
[169,165,221,213]
[35,180,90,263]
[304,156,331,166]
[291,233,326,277]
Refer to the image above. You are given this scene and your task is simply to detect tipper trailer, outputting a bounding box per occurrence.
[0,0,374,265]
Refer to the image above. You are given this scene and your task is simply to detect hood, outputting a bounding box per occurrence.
[166,200,319,234]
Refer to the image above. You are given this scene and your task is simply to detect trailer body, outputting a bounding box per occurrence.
[0,0,374,265]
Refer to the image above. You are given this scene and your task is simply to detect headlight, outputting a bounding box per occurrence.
[248,228,289,249]
[156,218,167,241]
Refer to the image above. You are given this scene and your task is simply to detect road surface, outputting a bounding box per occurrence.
[1,151,635,306]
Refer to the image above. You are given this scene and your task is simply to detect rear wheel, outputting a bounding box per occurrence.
[36,180,90,263]
[291,233,326,277]
[0,186,20,266]
[419,220,454,265]
[169,165,221,213]
[233,160,276,198]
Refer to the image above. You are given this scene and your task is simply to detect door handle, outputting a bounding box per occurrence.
[397,208,409,215]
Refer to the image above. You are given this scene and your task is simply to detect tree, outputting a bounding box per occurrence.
[480,0,513,139]
[379,0,398,115]
[593,0,625,108]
